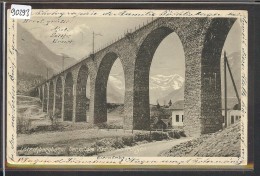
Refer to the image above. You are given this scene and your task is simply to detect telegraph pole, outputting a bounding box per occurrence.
[92,32,102,61]
[58,53,70,72]
[92,31,95,60]
[224,51,241,128]
[226,55,241,105]
[224,51,227,128]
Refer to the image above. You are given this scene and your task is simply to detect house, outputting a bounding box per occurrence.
[169,100,184,128]
[221,109,241,127]
[169,98,241,128]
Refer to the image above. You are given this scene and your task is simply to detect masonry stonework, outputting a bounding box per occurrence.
[31,17,237,136]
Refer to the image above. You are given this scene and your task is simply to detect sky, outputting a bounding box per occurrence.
[19,17,152,60]
[19,16,241,78]
[19,16,241,103]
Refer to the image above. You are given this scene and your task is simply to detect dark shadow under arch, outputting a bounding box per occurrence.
[64,72,74,121]
[76,65,89,122]
[55,77,63,118]
[48,81,54,116]
[43,84,48,112]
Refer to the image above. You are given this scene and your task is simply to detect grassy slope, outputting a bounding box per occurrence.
[160,121,241,157]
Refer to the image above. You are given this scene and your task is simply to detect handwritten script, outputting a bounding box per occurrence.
[6,9,248,167]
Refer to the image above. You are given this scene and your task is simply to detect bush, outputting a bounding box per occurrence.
[134,133,151,142]
[168,130,186,139]
[179,130,186,137]
[111,138,124,149]
[122,136,135,146]
[168,131,174,138]
[173,131,181,139]
[17,117,32,134]
[168,130,181,139]
[151,131,169,141]
[96,123,123,129]
[96,140,108,147]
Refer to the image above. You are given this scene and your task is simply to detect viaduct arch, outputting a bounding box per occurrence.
[32,17,237,136]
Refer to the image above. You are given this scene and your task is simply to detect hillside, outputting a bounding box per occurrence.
[17,23,76,76]
[158,85,184,105]
[160,121,240,157]
[17,71,45,94]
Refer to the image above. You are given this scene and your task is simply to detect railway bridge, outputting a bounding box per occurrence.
[30,17,236,135]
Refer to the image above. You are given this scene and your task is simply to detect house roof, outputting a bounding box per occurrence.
[161,119,170,124]
[156,119,170,125]
[169,100,184,110]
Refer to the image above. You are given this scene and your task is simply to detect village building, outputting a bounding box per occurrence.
[169,98,240,128]
[221,98,241,127]
[169,100,184,128]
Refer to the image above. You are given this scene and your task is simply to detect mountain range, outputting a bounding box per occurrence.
[17,23,76,77]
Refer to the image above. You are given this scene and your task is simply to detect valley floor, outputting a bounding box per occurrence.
[17,95,187,156]
[16,95,240,157]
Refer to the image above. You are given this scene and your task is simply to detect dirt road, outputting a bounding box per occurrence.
[99,137,193,157]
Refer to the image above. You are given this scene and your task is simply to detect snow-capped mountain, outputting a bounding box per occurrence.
[149,74,184,104]
[106,74,184,104]
[150,74,184,91]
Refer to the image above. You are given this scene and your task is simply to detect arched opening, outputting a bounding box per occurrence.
[149,32,185,130]
[55,77,63,118]
[76,65,88,122]
[94,52,124,124]
[220,20,241,127]
[64,72,74,121]
[200,18,237,134]
[107,59,125,127]
[134,26,178,130]
[48,81,54,116]
[43,84,48,112]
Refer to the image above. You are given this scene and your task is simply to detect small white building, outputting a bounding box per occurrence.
[222,109,241,127]
[169,100,184,128]
[172,110,184,127]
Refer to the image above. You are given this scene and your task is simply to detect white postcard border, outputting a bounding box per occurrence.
[6,9,248,168]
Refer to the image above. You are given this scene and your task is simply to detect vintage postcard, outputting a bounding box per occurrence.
[6,9,248,168]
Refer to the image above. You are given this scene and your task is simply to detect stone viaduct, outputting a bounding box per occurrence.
[31,17,237,135]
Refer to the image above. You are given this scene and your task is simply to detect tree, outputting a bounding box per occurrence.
[168,100,172,107]
[156,100,160,109]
